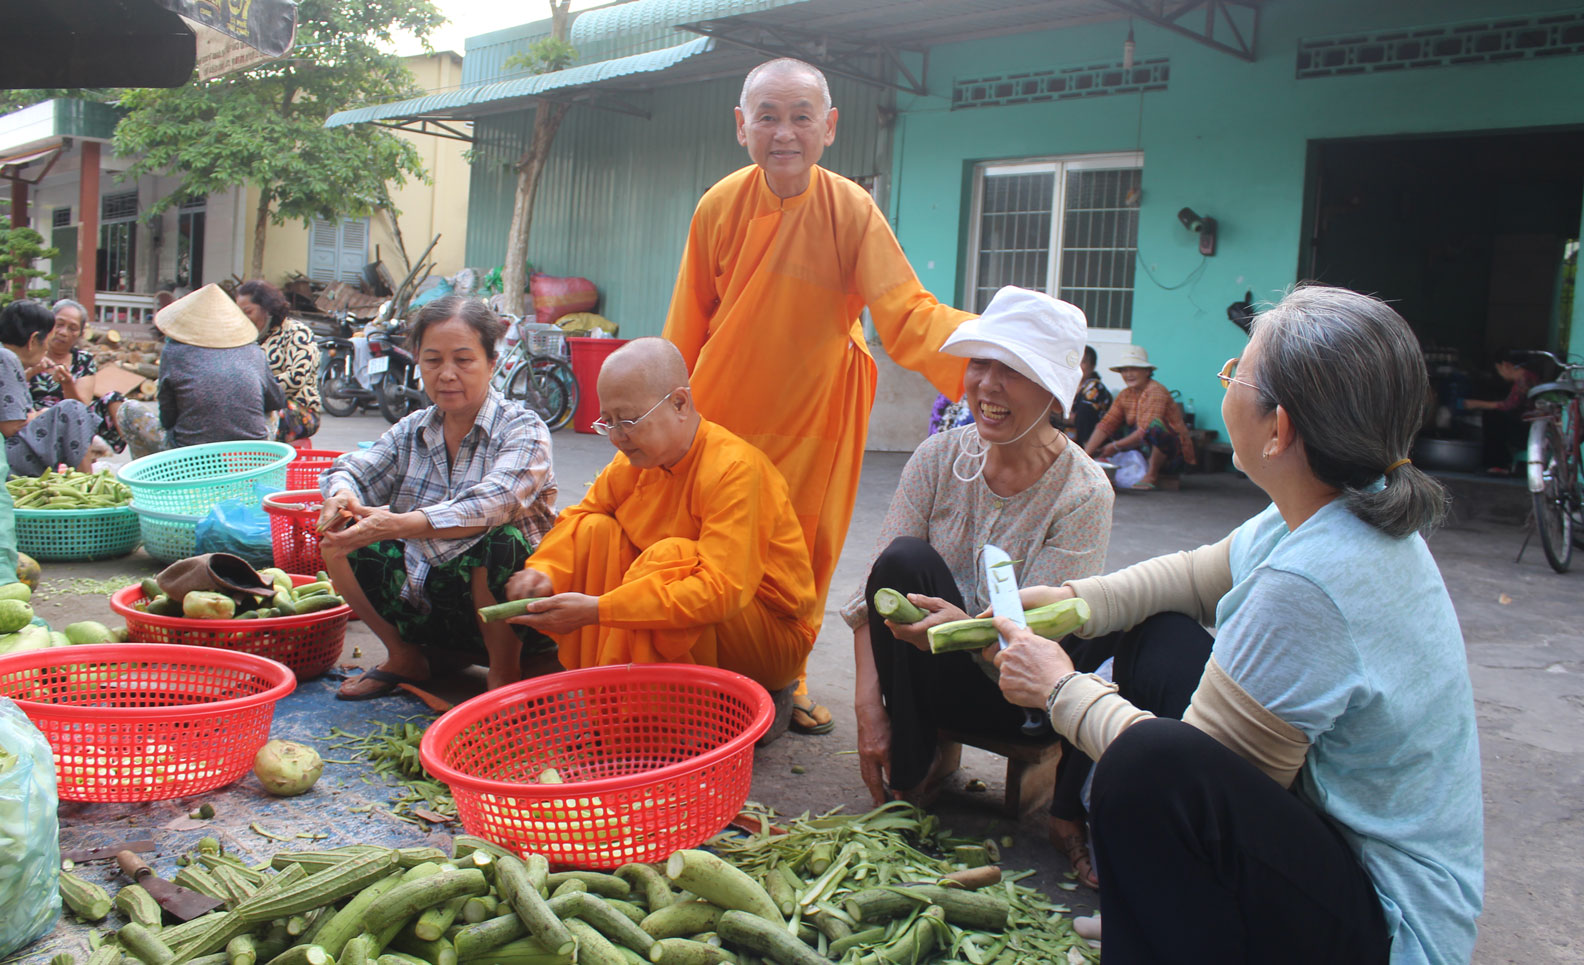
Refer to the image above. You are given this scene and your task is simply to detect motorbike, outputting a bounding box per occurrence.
[316,310,378,418]
[371,324,426,423]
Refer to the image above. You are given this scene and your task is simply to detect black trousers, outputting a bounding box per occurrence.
[1050,611,1215,820]
[1091,719,1391,963]
[865,537,1031,791]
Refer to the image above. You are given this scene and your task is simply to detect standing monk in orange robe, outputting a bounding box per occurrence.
[505,338,817,695]
[663,58,974,734]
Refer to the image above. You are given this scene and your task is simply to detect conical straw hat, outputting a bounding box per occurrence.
[153,284,259,349]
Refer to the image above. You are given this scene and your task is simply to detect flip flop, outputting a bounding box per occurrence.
[790,694,835,735]
[1130,480,1157,491]
[336,667,427,701]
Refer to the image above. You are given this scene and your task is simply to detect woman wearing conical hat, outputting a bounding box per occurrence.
[116,284,286,458]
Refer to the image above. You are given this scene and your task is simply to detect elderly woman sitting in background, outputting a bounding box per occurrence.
[992,286,1482,963]
[1083,345,1196,490]
[0,300,100,474]
[24,298,126,453]
[235,279,322,443]
[319,296,558,701]
[847,287,1113,809]
[116,285,285,458]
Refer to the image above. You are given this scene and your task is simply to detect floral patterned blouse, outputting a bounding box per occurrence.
[259,318,321,413]
[28,346,96,409]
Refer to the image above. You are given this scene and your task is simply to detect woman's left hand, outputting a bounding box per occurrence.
[988,616,1076,709]
[886,594,971,652]
[318,506,421,553]
[509,593,600,635]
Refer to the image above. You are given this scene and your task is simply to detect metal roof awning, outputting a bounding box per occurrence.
[0,146,64,185]
[325,35,721,134]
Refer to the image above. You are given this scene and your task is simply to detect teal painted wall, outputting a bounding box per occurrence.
[465,74,888,335]
[889,0,1584,436]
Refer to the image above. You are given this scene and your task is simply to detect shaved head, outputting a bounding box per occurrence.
[740,58,831,114]
[599,337,691,399]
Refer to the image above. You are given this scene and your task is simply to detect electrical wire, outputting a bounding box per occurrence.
[1135,250,1208,290]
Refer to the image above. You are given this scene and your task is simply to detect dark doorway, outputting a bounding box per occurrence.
[1303,129,1583,367]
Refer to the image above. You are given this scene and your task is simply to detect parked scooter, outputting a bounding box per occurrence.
[317,309,379,417]
[371,322,426,423]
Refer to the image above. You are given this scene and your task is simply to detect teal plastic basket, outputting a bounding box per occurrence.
[14,506,141,561]
[132,505,202,564]
[118,441,295,516]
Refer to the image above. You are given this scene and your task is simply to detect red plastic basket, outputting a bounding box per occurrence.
[420,664,773,869]
[0,643,295,802]
[287,450,344,491]
[109,574,350,680]
[263,490,326,575]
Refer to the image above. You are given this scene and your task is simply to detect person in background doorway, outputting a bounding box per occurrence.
[1462,351,1539,474]
[236,280,322,444]
[664,57,975,735]
[1067,345,1112,442]
[0,300,99,475]
[1083,345,1195,490]
[25,298,127,453]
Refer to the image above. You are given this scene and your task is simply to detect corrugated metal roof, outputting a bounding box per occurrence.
[569,0,809,44]
[326,36,717,127]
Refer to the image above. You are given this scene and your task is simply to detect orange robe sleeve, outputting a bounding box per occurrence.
[662,198,719,374]
[852,198,973,400]
[597,458,766,629]
[523,461,628,592]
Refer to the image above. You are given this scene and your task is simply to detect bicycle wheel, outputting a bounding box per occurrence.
[532,356,579,432]
[1529,418,1573,572]
[507,358,572,430]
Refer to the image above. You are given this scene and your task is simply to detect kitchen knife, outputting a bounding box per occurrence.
[115,850,224,921]
[983,544,1052,737]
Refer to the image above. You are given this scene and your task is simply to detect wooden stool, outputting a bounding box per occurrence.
[937,729,1063,818]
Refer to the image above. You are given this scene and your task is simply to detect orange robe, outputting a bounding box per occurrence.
[663,164,972,639]
[526,418,816,691]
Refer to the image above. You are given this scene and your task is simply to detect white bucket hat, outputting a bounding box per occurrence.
[154,284,258,349]
[1109,344,1157,372]
[941,287,1088,414]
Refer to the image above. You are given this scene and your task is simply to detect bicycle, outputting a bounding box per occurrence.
[1521,350,1584,572]
[492,314,578,432]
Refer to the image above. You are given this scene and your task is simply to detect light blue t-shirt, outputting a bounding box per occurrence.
[1217,500,1483,965]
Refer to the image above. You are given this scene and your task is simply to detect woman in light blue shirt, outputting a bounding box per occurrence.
[993,286,1482,965]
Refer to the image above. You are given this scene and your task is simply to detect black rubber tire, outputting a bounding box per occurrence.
[377,362,425,424]
[507,356,576,431]
[319,354,360,418]
[1531,419,1573,573]
[532,355,578,432]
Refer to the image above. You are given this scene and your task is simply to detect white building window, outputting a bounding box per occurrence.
[965,152,1142,334]
[308,217,369,284]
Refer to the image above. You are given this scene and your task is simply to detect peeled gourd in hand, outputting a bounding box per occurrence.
[926,598,1092,654]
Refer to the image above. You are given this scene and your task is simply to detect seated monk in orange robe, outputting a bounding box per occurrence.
[504,338,817,693]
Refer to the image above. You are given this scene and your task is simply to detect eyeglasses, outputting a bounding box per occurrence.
[591,390,680,436]
[1216,357,1259,392]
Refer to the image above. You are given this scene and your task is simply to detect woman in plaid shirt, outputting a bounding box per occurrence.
[319,296,558,700]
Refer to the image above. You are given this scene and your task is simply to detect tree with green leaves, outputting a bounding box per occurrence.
[499,0,575,318]
[0,218,58,306]
[113,0,444,279]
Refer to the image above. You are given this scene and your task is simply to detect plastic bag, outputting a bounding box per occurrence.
[1113,449,1149,489]
[0,697,60,956]
[196,498,275,569]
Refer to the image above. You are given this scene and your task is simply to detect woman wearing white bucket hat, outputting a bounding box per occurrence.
[1083,344,1196,489]
[842,286,1113,812]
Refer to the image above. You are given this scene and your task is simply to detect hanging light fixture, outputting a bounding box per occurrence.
[1123,23,1136,70]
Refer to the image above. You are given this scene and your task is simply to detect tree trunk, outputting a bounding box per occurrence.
[500,100,571,317]
[251,191,270,279]
[500,0,573,318]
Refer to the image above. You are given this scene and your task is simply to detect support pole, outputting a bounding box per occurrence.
[9,178,26,300]
[77,141,99,318]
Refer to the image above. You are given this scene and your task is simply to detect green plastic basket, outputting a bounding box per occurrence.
[14,506,141,561]
[132,505,202,564]
[118,441,294,516]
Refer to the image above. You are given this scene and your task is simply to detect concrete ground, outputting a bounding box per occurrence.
[46,413,1584,962]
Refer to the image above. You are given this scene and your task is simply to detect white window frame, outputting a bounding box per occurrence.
[964,151,1143,342]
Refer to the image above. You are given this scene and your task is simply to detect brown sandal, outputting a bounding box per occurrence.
[1053,828,1100,890]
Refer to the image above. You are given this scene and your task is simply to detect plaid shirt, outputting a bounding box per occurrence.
[322,391,557,607]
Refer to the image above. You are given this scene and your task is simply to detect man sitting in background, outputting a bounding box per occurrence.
[505,338,817,703]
